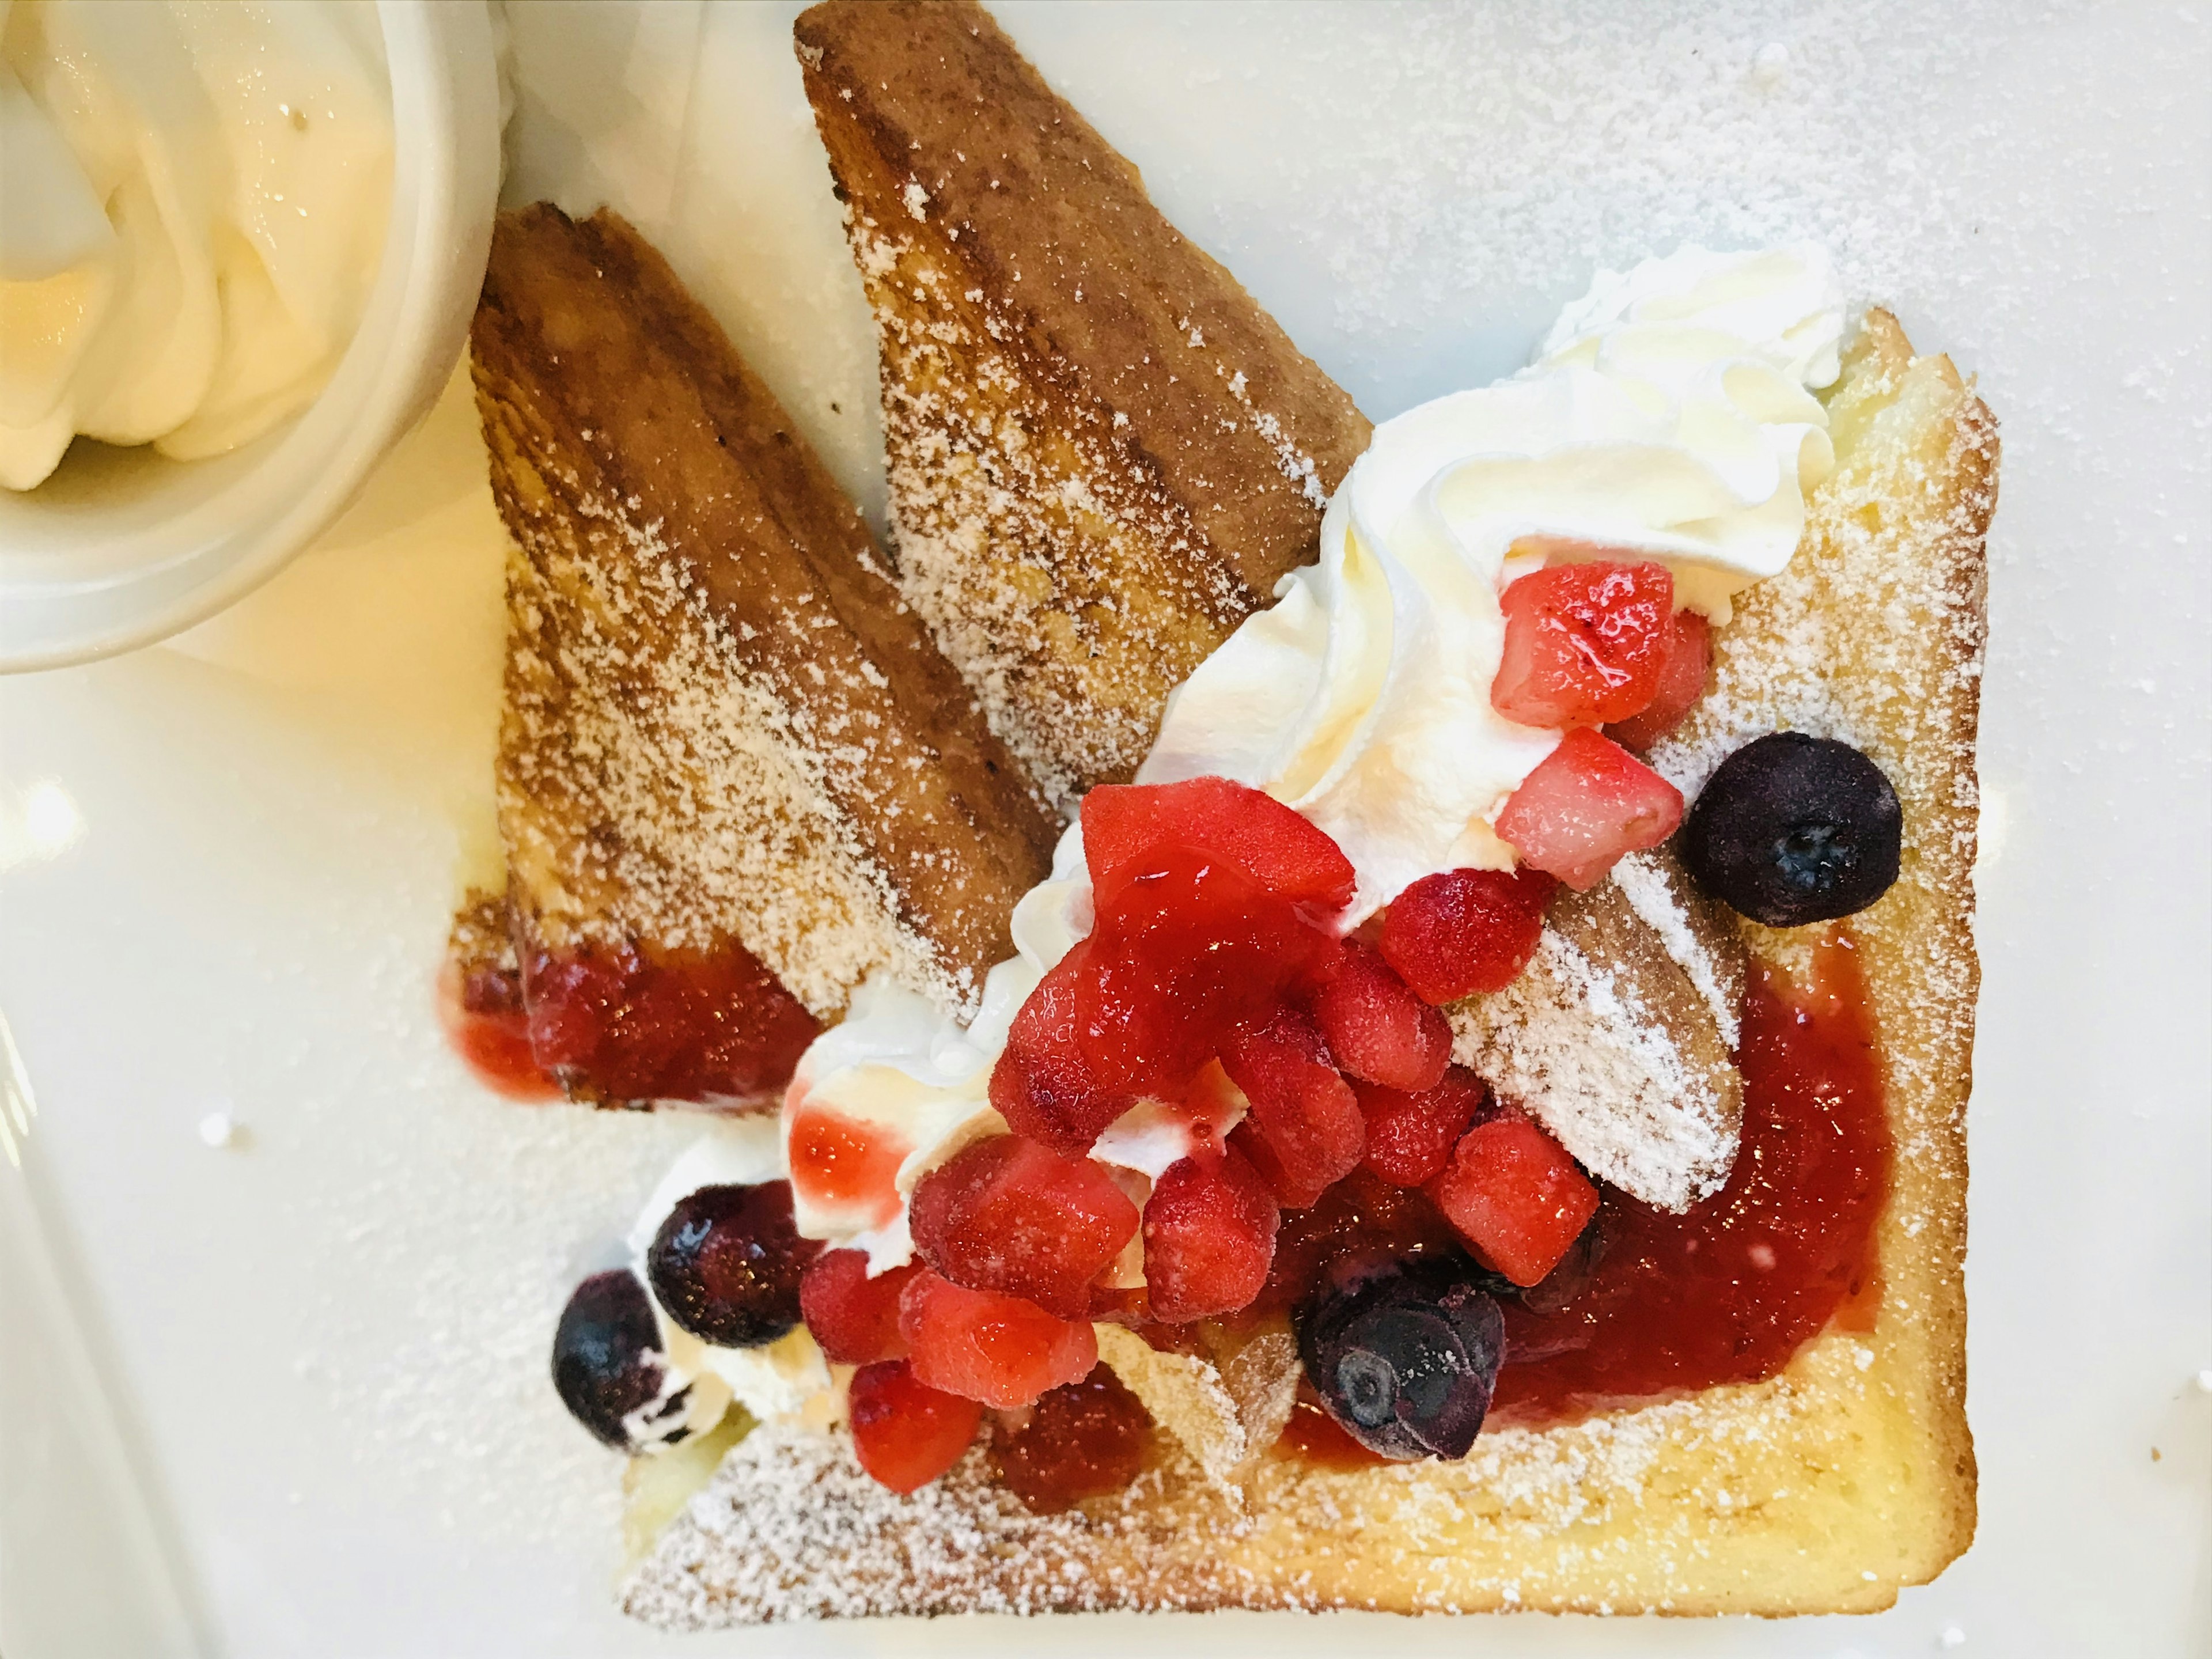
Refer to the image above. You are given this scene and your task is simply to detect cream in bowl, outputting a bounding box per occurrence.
[0,0,499,672]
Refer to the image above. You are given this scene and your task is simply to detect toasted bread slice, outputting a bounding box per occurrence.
[617,308,1992,1620]
[794,0,1374,805]
[1452,851,1748,1213]
[472,204,1059,1103]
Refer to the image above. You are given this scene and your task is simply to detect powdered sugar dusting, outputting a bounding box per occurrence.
[493,452,956,1017]
[1451,925,1735,1211]
[1612,851,1743,1047]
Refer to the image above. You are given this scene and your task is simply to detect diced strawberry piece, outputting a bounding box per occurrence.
[1141,1147,1281,1322]
[1357,1066,1495,1188]
[1425,1109,1601,1286]
[1491,560,1675,730]
[847,1359,983,1494]
[800,1249,918,1365]
[1081,776,1356,912]
[1495,728,1684,890]
[990,1365,1153,1513]
[897,1271,1099,1408]
[1305,940,1452,1092]
[990,940,1136,1154]
[1219,1008,1365,1209]
[908,1135,1138,1319]
[1607,609,1711,752]
[1078,849,1331,1098]
[1378,866,1554,1003]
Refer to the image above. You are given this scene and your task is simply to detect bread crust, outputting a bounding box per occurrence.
[474,205,1059,1041]
[619,309,1994,1621]
[796,0,1373,802]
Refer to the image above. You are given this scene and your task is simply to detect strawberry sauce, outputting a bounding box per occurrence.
[1487,934,1889,1425]
[520,933,819,1105]
[436,956,560,1102]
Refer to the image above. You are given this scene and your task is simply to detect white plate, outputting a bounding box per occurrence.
[3,3,2207,1655]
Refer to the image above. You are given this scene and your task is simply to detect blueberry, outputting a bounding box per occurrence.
[1518,1213,1607,1316]
[1680,732,1903,926]
[552,1269,692,1452]
[646,1181,819,1348]
[1294,1252,1506,1461]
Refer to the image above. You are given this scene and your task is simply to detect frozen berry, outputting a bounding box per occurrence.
[1679,732,1903,926]
[899,1270,1099,1408]
[1607,609,1711,752]
[1295,1252,1506,1461]
[1081,775,1356,912]
[1378,866,1554,1004]
[990,940,1136,1154]
[1491,560,1675,730]
[800,1248,918,1365]
[848,1359,983,1494]
[1517,1213,1607,1315]
[991,1363,1153,1513]
[1221,1007,1365,1209]
[1079,847,1330,1098]
[1495,728,1684,890]
[909,1135,1138,1319]
[551,1269,692,1452]
[1425,1111,1600,1287]
[1307,941,1452,1092]
[1357,1067,1495,1188]
[1141,1147,1281,1322]
[646,1181,822,1348]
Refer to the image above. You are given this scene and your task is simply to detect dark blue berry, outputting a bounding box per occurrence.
[646,1181,819,1348]
[552,1269,691,1452]
[1680,732,1902,926]
[1294,1252,1506,1461]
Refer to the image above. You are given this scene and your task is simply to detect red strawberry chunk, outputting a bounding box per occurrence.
[1081,776,1356,912]
[799,1249,918,1365]
[1357,1066,1495,1188]
[1495,728,1684,890]
[990,940,1136,1154]
[1078,848,1330,1098]
[898,1271,1099,1408]
[1491,559,1675,730]
[1141,1146,1281,1322]
[908,1135,1138,1319]
[1425,1109,1601,1286]
[1306,940,1452,1091]
[1607,608,1711,752]
[1378,866,1554,1003]
[847,1359,983,1494]
[1220,1008,1365,1209]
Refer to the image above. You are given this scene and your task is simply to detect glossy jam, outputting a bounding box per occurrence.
[1488,935,1889,1425]
[787,1102,910,1226]
[1253,1167,1465,1318]
[520,933,819,1105]
[435,956,559,1102]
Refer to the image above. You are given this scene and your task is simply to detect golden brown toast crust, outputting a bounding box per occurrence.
[796,0,1374,802]
[618,309,1993,1622]
[475,205,1058,1026]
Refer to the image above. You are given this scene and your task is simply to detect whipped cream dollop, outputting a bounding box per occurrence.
[1145,242,1843,918]
[665,244,1845,1290]
[625,1115,832,1437]
[0,0,394,490]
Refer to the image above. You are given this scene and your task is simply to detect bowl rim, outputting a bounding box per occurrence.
[0,0,501,675]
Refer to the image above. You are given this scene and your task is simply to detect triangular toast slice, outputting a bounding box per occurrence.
[795,0,1373,806]
[469,203,1059,1106]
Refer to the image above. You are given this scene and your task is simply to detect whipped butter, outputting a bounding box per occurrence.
[648,245,1848,1363]
[0,0,394,490]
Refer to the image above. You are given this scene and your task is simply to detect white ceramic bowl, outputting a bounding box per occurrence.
[0,0,503,674]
